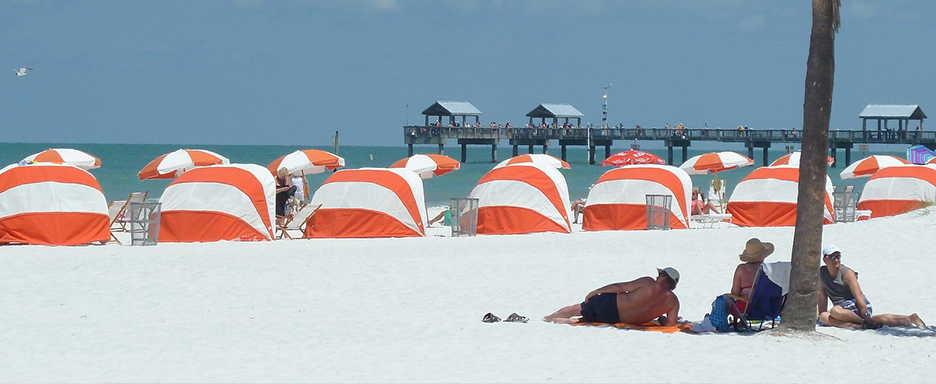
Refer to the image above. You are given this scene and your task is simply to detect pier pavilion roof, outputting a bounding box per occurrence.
[860,105,926,119]
[526,103,584,118]
[422,101,482,116]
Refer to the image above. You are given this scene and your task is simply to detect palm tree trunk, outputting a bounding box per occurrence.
[780,0,840,332]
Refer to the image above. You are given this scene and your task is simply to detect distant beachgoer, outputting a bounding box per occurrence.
[691,190,721,215]
[571,198,587,224]
[291,173,307,202]
[275,167,296,225]
[544,267,681,326]
[818,245,925,329]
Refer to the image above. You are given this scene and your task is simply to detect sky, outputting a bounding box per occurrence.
[2,0,935,147]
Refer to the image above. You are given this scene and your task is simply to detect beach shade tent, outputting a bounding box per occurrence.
[468,163,572,235]
[0,163,109,245]
[680,151,754,175]
[267,149,345,176]
[839,155,910,179]
[770,152,834,167]
[494,154,570,170]
[138,149,230,180]
[600,150,666,167]
[390,154,460,179]
[857,164,936,218]
[582,164,692,231]
[157,164,275,242]
[306,168,427,238]
[22,148,101,170]
[908,145,936,164]
[726,165,835,227]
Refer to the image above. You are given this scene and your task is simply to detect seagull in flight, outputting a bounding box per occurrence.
[15,68,33,76]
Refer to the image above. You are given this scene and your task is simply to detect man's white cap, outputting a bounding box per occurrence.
[822,245,841,256]
[657,267,680,287]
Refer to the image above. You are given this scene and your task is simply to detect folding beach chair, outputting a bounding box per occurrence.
[107,191,148,244]
[276,203,322,240]
[728,261,790,332]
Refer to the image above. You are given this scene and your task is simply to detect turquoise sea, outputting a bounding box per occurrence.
[0,142,904,207]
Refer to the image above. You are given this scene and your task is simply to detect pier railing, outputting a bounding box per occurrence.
[405,125,936,146]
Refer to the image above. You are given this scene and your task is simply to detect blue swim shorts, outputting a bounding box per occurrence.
[580,293,621,324]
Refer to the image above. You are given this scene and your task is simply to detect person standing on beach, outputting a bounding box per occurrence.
[544,268,680,326]
[274,167,296,226]
[818,245,925,329]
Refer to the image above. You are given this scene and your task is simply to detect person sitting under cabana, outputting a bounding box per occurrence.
[691,189,721,215]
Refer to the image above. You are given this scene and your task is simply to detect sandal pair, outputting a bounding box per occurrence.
[482,312,528,323]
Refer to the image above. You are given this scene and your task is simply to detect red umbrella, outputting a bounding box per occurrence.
[600,150,665,167]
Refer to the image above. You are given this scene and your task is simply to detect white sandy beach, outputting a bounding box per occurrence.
[2,207,934,383]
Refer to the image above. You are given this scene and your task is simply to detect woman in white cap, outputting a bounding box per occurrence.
[818,245,925,329]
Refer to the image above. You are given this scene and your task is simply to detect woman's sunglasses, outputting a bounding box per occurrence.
[826,253,841,260]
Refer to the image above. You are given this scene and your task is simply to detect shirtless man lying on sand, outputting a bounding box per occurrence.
[544,267,680,326]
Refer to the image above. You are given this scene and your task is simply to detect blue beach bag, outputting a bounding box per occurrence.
[710,295,731,332]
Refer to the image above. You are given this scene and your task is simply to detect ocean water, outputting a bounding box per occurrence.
[0,142,903,207]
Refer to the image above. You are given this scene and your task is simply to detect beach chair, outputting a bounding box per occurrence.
[689,213,733,229]
[276,203,322,240]
[107,191,148,244]
[727,261,790,332]
[709,179,727,212]
[833,186,857,223]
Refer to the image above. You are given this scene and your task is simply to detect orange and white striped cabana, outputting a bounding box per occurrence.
[468,163,571,235]
[158,164,275,242]
[494,154,571,170]
[582,165,692,231]
[390,154,460,179]
[840,155,910,179]
[857,164,936,218]
[306,168,427,238]
[0,163,109,245]
[770,151,834,167]
[726,165,834,227]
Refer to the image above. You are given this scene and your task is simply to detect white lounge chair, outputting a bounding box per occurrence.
[690,213,733,229]
[276,203,322,240]
[107,191,148,244]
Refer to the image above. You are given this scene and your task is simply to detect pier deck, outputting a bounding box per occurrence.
[404,125,936,166]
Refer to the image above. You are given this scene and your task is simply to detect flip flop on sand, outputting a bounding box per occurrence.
[482,313,501,323]
[504,313,529,323]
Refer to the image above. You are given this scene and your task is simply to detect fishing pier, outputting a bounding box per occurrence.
[403,102,930,166]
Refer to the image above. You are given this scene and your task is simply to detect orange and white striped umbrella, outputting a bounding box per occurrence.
[840,155,910,179]
[22,148,101,170]
[267,149,344,176]
[770,151,834,167]
[138,149,229,180]
[494,154,570,170]
[390,154,460,179]
[680,151,753,175]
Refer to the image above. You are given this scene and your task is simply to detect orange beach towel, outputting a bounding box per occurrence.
[573,321,697,334]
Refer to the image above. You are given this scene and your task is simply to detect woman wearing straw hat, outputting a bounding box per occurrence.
[695,238,773,332]
[730,238,774,313]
